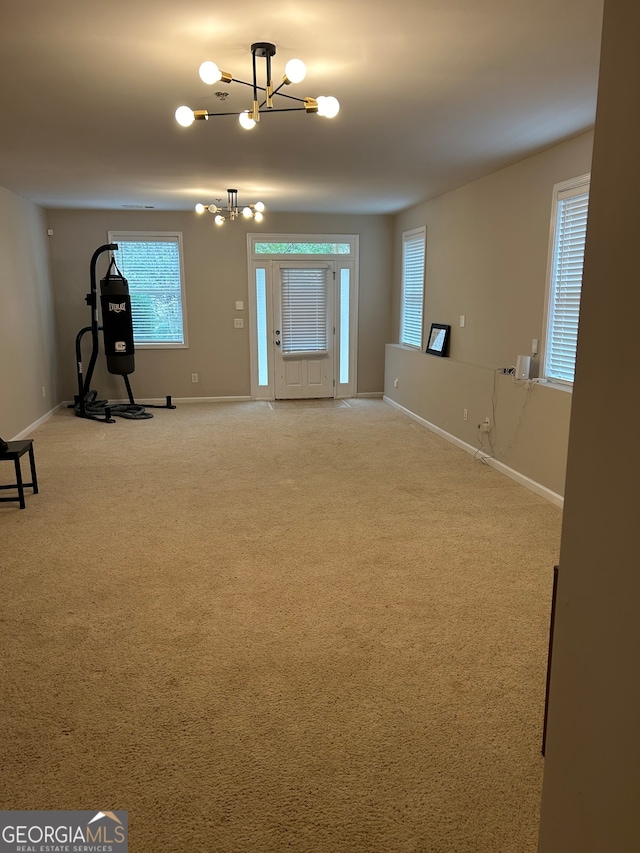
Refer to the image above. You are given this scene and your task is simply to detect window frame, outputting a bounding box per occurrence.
[400,226,426,349]
[107,230,188,349]
[542,175,590,385]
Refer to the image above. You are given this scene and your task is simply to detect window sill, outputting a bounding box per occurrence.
[135,342,188,350]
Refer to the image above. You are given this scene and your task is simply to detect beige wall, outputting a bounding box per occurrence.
[0,186,58,439]
[538,0,640,849]
[45,209,393,404]
[384,132,594,496]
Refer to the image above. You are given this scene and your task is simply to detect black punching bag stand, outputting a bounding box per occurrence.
[73,243,176,423]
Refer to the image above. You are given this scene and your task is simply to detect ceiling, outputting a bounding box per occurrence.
[0,0,604,215]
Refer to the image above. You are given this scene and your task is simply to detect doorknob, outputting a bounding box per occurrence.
[275,339,281,346]
[275,330,280,334]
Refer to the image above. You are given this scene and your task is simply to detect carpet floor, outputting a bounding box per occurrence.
[0,399,562,852]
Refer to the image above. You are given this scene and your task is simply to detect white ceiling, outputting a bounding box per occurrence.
[0,0,604,215]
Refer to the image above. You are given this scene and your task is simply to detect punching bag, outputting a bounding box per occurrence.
[100,258,135,375]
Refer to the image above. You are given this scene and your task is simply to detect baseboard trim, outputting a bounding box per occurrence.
[12,403,66,440]
[356,392,384,398]
[63,396,253,406]
[160,396,253,404]
[383,397,564,508]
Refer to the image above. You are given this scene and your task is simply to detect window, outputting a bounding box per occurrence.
[400,227,426,348]
[544,176,590,383]
[255,241,351,255]
[108,231,187,347]
[339,269,350,384]
[280,267,330,355]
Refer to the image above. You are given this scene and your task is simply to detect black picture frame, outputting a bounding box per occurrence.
[426,323,451,357]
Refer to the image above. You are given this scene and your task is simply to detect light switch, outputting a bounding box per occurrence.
[234,318,244,328]
[235,301,244,310]
[459,314,466,327]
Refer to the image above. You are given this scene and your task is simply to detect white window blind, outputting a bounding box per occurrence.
[401,228,426,348]
[545,182,589,382]
[280,267,329,355]
[109,233,186,346]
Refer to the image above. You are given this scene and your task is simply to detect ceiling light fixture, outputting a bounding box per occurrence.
[195,189,265,225]
[175,41,340,130]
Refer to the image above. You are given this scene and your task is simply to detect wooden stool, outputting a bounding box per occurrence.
[0,439,39,509]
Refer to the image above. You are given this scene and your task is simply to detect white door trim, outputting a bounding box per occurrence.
[247,234,359,400]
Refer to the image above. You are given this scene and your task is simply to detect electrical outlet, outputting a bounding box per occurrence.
[191,373,198,383]
[482,417,491,432]
[42,386,46,398]
[393,378,399,388]
[500,367,515,375]
[234,318,244,328]
[463,408,468,421]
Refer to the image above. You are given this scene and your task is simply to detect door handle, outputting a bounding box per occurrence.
[275,340,281,346]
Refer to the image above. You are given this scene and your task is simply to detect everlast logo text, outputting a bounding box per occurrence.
[109,302,127,313]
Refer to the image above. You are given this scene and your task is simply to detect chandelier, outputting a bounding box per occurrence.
[195,189,265,225]
[175,41,340,130]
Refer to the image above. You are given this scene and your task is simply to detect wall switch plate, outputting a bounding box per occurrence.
[532,338,539,355]
[235,301,244,310]
[234,318,244,328]
[459,314,466,327]
[191,373,198,383]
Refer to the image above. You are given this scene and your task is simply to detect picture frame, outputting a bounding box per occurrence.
[425,323,451,357]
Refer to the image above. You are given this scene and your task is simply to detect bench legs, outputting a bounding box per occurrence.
[0,440,38,510]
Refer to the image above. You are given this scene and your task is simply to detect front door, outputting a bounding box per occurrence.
[273,261,335,399]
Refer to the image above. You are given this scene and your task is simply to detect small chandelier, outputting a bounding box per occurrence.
[175,41,340,130]
[195,189,265,225]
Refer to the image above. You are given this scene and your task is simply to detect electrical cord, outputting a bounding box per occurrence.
[475,369,546,464]
[474,369,499,463]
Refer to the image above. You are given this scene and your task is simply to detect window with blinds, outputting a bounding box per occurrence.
[108,232,187,346]
[280,267,329,356]
[544,179,590,383]
[400,227,426,348]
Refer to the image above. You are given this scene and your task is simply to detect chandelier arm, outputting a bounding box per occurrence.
[253,107,307,113]
[228,79,307,104]
[231,78,266,91]
[201,106,307,118]
[269,82,307,102]
[252,51,259,104]
[258,96,308,109]
[200,110,251,117]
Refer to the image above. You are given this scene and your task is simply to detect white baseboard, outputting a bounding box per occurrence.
[63,396,253,406]
[356,392,384,398]
[383,396,563,509]
[160,396,252,404]
[11,403,66,440]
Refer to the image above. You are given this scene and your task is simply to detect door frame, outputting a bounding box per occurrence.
[273,259,335,400]
[247,234,359,401]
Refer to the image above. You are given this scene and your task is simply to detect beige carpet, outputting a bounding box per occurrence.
[0,399,561,852]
